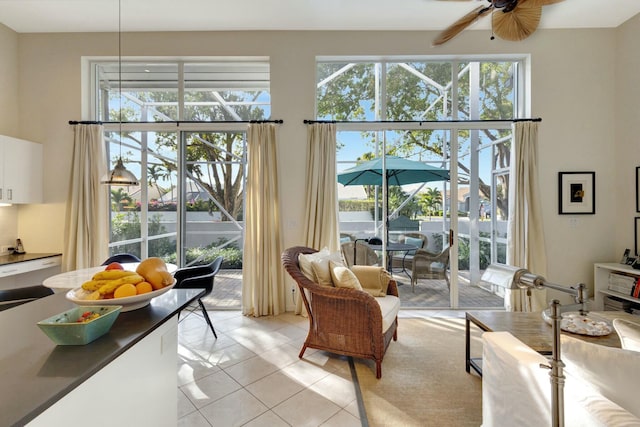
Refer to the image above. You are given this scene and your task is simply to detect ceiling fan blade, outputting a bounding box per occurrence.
[433,5,493,46]
[518,0,565,7]
[492,5,542,41]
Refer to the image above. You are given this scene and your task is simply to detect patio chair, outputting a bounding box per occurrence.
[282,246,399,378]
[341,241,380,267]
[410,246,450,292]
[340,232,356,244]
[391,232,428,273]
[173,256,223,338]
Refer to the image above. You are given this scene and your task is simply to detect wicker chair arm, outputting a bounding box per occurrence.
[414,247,449,263]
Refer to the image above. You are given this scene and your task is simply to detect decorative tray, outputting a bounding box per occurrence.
[541,310,612,336]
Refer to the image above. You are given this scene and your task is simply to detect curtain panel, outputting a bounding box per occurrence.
[242,123,286,317]
[302,123,340,251]
[294,123,339,315]
[506,121,548,311]
[62,124,109,271]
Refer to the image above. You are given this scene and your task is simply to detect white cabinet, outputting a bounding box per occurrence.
[0,255,62,291]
[593,262,640,311]
[0,135,43,204]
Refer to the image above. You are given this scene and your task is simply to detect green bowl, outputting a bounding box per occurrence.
[37,305,122,345]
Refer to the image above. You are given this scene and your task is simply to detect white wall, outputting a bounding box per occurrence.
[0,24,20,248]
[615,14,640,257]
[5,24,639,301]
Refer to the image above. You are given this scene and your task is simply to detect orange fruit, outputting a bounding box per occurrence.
[114,283,137,299]
[135,281,153,295]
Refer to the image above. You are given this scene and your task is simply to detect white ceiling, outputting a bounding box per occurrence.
[0,0,639,34]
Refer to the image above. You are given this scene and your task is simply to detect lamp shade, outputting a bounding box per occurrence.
[102,157,139,186]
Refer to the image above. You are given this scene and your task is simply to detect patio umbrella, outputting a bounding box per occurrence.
[338,155,450,249]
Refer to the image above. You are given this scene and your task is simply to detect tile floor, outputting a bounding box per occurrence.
[177,308,464,427]
[202,269,503,311]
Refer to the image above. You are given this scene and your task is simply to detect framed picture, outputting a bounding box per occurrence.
[636,167,640,213]
[636,217,640,257]
[558,172,595,215]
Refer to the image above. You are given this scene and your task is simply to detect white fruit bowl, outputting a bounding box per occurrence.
[66,280,176,312]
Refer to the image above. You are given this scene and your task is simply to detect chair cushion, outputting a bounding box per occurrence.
[350,266,392,297]
[613,318,640,352]
[329,261,362,290]
[561,334,640,419]
[374,295,400,333]
[404,236,424,254]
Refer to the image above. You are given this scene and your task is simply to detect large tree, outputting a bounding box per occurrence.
[110,89,268,221]
[318,61,515,218]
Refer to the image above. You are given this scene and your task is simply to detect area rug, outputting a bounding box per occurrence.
[353,317,483,427]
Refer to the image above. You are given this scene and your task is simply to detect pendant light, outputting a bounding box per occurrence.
[102,0,139,186]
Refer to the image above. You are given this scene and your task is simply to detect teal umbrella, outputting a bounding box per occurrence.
[338,156,450,187]
[338,156,450,245]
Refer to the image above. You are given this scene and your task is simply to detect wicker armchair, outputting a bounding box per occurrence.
[410,246,450,292]
[282,246,399,378]
[391,232,428,272]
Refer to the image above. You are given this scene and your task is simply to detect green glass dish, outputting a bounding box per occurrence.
[37,305,122,345]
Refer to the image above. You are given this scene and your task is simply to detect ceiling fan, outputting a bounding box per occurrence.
[433,0,565,46]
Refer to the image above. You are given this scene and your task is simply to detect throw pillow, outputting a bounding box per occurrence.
[613,318,640,352]
[298,247,342,285]
[329,260,363,290]
[350,265,392,297]
[308,250,344,287]
[298,248,329,282]
[561,334,640,419]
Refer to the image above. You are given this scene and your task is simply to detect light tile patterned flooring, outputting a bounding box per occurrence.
[177,308,464,427]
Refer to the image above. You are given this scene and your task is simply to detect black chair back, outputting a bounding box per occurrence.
[102,253,141,265]
[173,256,223,296]
[0,285,54,311]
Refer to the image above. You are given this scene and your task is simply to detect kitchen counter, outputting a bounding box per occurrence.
[0,252,62,266]
[0,288,204,426]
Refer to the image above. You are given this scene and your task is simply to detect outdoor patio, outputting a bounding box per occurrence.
[202,269,503,310]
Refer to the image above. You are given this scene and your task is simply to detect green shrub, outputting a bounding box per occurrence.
[164,239,243,269]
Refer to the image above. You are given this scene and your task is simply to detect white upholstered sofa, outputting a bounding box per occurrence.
[482,327,640,427]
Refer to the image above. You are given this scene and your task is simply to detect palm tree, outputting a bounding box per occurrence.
[110,188,133,211]
[147,164,167,204]
[419,187,442,220]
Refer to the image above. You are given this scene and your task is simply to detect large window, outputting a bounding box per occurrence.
[93,59,270,267]
[318,58,524,308]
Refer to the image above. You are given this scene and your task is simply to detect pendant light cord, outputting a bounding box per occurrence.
[118,0,122,159]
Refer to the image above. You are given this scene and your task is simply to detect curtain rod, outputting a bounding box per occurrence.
[69,119,284,125]
[303,118,541,124]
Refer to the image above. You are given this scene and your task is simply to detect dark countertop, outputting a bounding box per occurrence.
[0,252,62,266]
[0,288,204,427]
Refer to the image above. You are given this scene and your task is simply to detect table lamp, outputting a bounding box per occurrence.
[507,267,588,427]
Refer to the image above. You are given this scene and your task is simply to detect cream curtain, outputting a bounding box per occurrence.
[295,123,339,314]
[242,123,285,317]
[62,124,109,271]
[303,123,339,251]
[506,121,548,312]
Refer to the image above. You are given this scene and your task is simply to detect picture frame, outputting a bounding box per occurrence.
[558,171,595,215]
[636,217,640,257]
[636,167,640,213]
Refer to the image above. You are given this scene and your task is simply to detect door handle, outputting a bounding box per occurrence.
[449,229,454,246]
